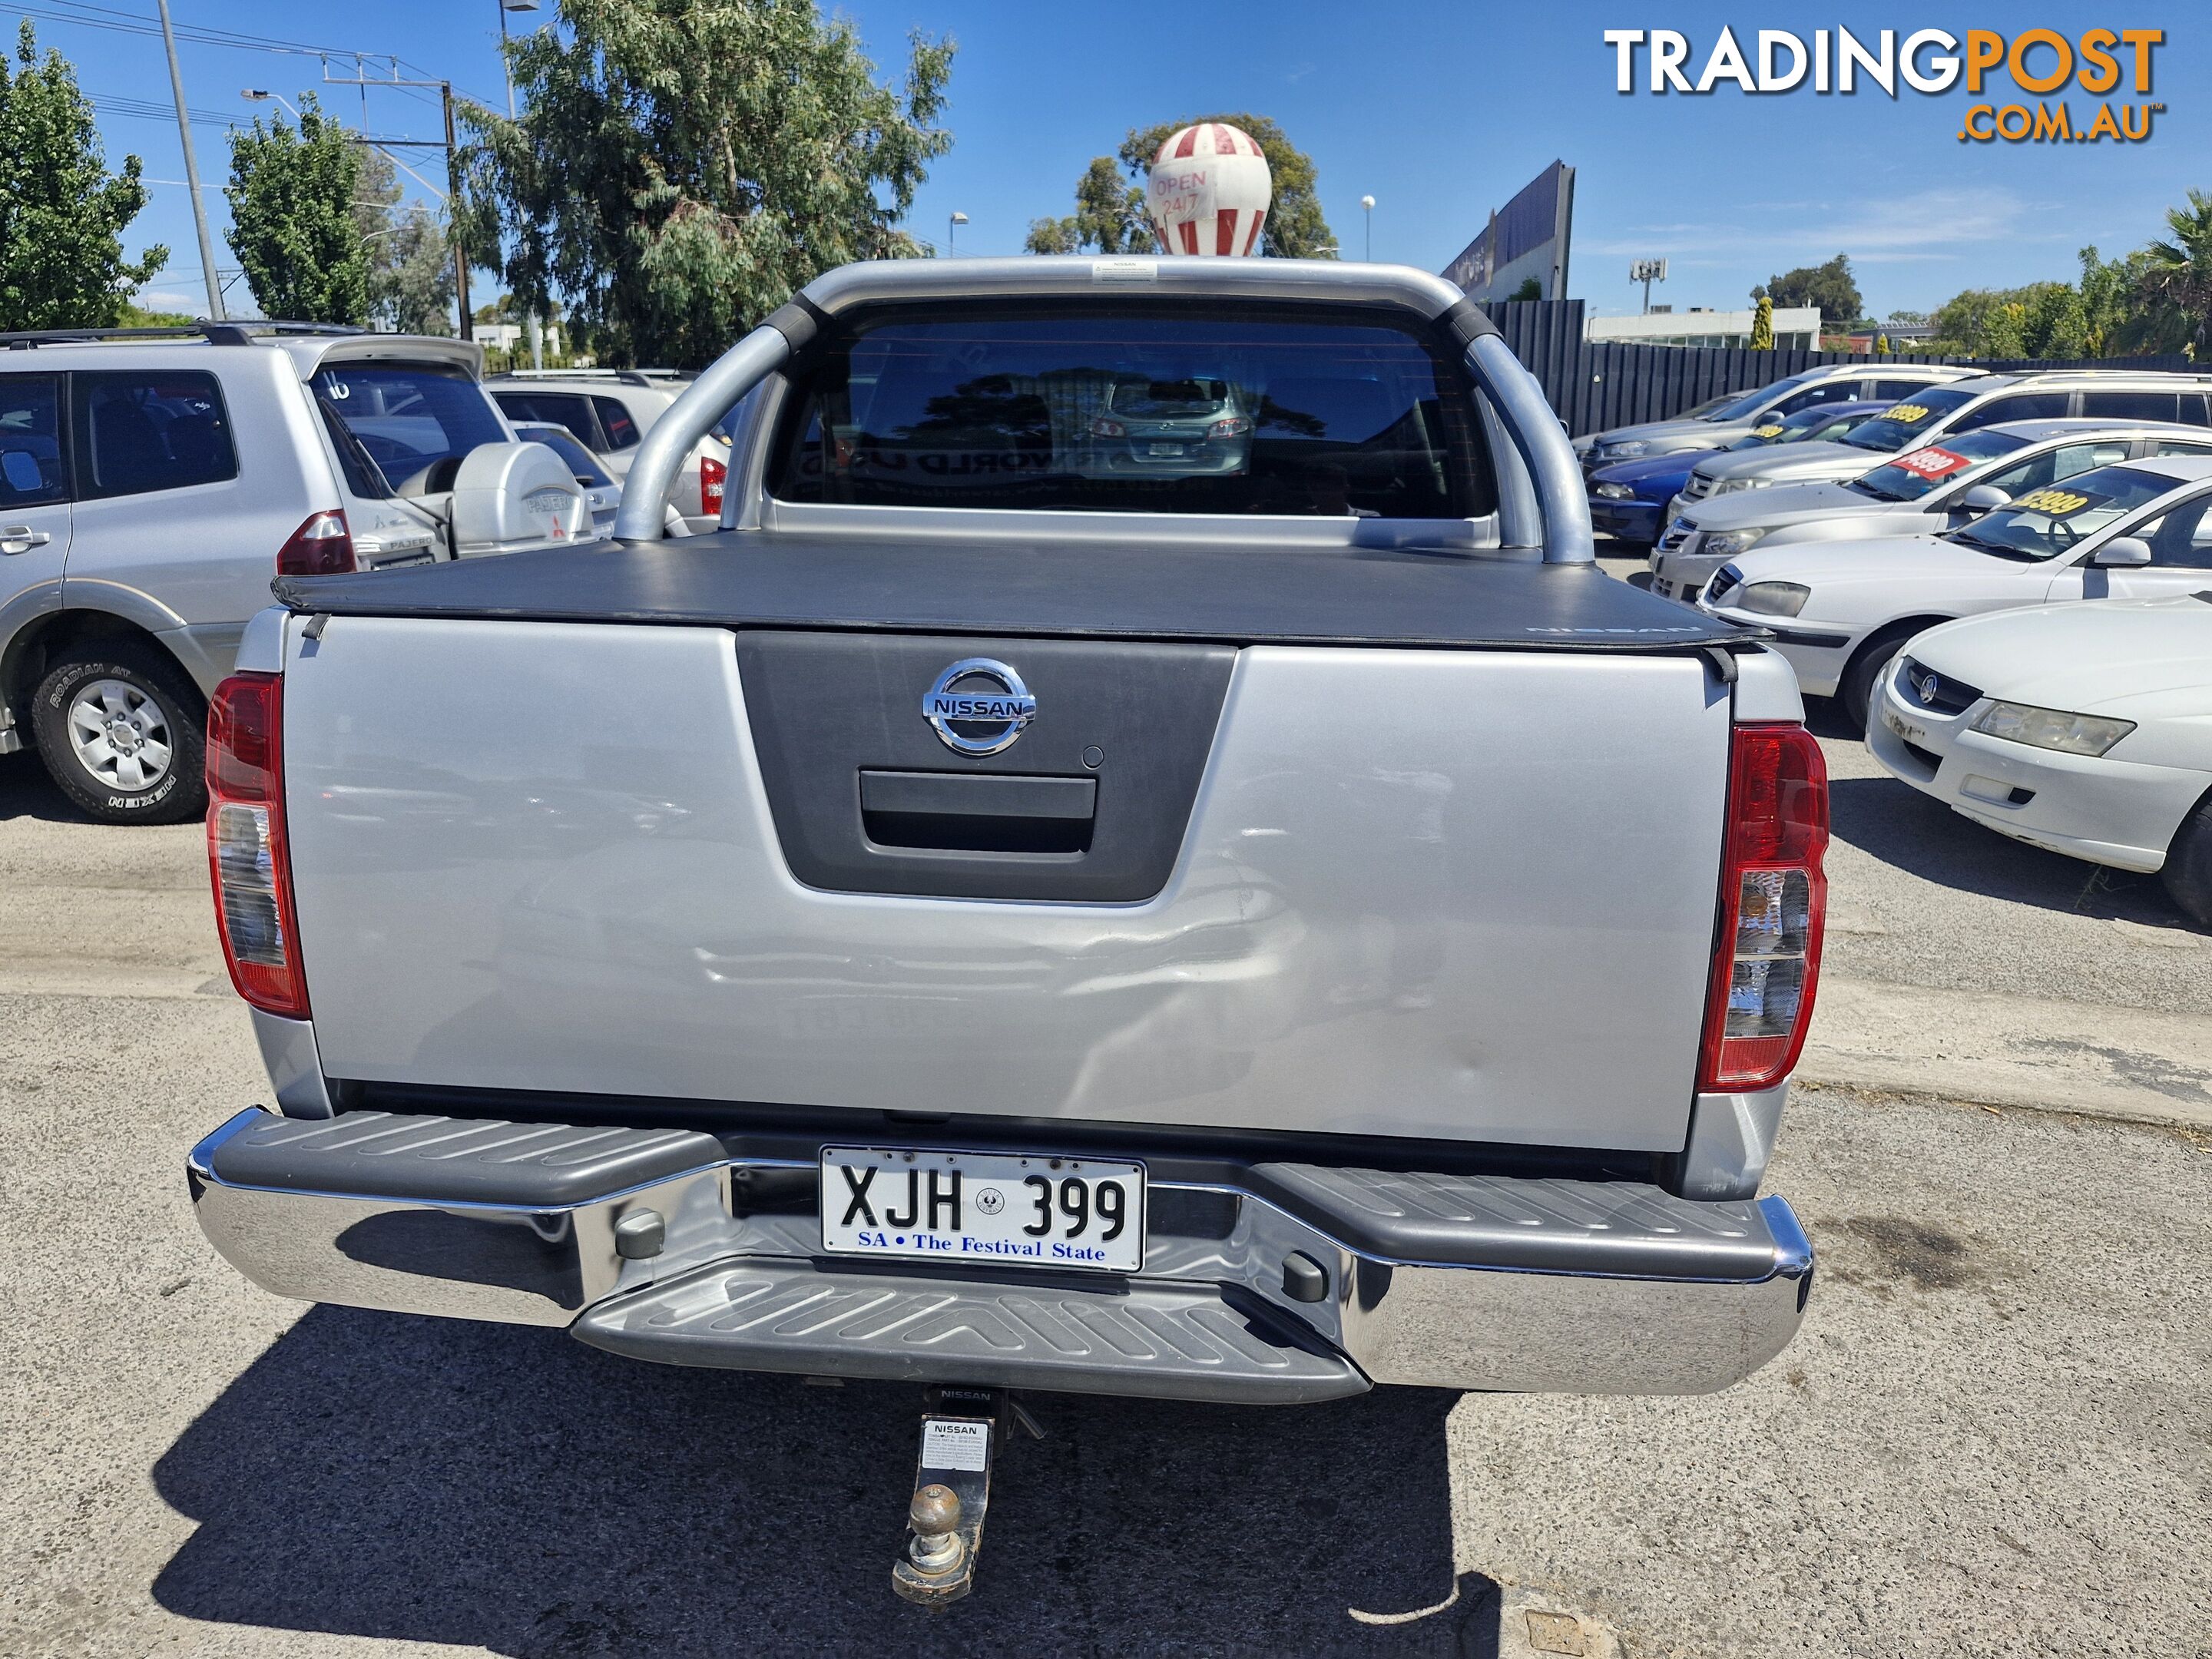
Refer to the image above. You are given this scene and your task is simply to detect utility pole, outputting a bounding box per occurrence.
[442,83,472,341]
[323,64,472,341]
[1629,257,1667,315]
[155,0,226,320]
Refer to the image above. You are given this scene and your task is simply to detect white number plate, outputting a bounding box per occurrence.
[820,1147,1145,1273]
[1147,442,1184,456]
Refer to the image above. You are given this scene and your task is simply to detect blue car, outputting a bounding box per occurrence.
[1588,399,1889,546]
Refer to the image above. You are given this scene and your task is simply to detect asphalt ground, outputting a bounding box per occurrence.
[3,677,2209,1656]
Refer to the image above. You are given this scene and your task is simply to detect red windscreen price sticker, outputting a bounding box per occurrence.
[1896,445,1972,480]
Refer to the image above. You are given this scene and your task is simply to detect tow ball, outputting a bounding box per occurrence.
[892,1386,1044,1606]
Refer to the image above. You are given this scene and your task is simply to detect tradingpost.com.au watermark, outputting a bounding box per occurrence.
[1603,28,2166,144]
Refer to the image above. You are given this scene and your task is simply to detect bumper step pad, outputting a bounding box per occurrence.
[572,1258,1369,1405]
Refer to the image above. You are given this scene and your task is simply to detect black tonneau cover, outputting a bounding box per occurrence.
[275,530,1761,654]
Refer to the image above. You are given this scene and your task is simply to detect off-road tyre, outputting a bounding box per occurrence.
[30,643,208,825]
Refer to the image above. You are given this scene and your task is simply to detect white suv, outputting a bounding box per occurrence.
[0,322,593,823]
[487,369,730,531]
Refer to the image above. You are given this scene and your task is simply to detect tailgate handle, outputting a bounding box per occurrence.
[859,770,1096,856]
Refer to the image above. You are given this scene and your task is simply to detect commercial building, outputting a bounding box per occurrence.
[1585,306,1821,349]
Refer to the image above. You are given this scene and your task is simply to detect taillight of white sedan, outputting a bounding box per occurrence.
[1866,596,2212,926]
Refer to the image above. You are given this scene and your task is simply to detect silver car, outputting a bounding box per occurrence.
[1665,367,2212,528]
[0,322,588,823]
[488,369,730,531]
[1650,420,2212,603]
[1574,363,1974,472]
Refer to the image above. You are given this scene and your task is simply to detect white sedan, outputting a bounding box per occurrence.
[1700,453,2212,730]
[1865,596,2212,925]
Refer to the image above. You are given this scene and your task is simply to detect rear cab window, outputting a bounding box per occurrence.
[71,370,236,498]
[0,374,67,506]
[770,304,1495,520]
[315,362,505,490]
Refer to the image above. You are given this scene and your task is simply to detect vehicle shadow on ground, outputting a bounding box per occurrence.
[0,750,84,824]
[150,1307,1498,1657]
[1828,770,2196,929]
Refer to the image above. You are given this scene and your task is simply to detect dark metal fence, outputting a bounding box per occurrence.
[1478,299,2194,436]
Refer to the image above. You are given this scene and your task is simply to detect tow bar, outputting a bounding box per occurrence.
[892,1386,1044,1606]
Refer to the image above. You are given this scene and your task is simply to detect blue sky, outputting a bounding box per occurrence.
[18,0,2206,323]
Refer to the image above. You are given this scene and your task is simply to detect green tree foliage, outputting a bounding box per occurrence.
[1025,156,1147,255]
[459,0,953,369]
[2134,189,2212,359]
[382,204,458,336]
[1505,276,1542,303]
[2077,244,2154,356]
[2023,282,2088,358]
[1753,254,1861,324]
[0,22,167,329]
[224,94,369,324]
[1748,293,1773,350]
[1117,114,1335,258]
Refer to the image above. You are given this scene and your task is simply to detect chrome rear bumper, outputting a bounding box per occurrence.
[188,1108,1813,1404]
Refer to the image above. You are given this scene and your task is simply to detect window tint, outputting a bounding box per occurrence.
[1852,429,2023,502]
[518,426,611,485]
[1873,378,1940,399]
[492,389,602,449]
[771,308,1493,519]
[1948,464,2174,559]
[2129,493,2212,568]
[2080,389,2181,422]
[592,396,642,449]
[2187,394,2212,428]
[1841,386,1980,453]
[1708,377,1812,421]
[318,396,392,500]
[316,363,505,486]
[0,375,66,506]
[2153,436,2212,457]
[74,371,236,498]
[1951,392,2071,432]
[1772,380,1865,416]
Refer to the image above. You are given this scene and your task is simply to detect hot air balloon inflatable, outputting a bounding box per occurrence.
[1146,122,1272,256]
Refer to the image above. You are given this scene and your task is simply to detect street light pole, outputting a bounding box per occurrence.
[155,0,226,320]
[1359,195,1375,263]
[949,210,968,257]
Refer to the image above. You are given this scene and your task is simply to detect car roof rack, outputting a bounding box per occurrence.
[488,367,697,386]
[0,320,373,350]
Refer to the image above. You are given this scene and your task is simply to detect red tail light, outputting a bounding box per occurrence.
[207,672,310,1018]
[700,455,727,517]
[1697,723,1828,1092]
[1088,416,1128,438]
[277,509,354,577]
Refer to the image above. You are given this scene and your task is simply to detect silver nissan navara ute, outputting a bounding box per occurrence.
[183,259,1826,1601]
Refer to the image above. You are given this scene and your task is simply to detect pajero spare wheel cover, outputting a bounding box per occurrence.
[449,440,589,554]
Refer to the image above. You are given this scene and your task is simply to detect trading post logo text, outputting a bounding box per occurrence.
[1602,28,2166,144]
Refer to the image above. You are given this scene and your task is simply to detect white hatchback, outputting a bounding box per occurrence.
[1866,597,2212,925]
[1700,454,2212,730]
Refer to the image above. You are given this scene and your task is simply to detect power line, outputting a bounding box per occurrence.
[16,4,507,110]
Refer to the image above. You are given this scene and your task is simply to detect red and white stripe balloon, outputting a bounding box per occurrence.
[1146,123,1272,257]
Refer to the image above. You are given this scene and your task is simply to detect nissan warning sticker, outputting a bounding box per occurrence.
[1895,445,1973,480]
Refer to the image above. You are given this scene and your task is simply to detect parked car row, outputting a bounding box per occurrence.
[0,323,724,826]
[1578,366,2212,928]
